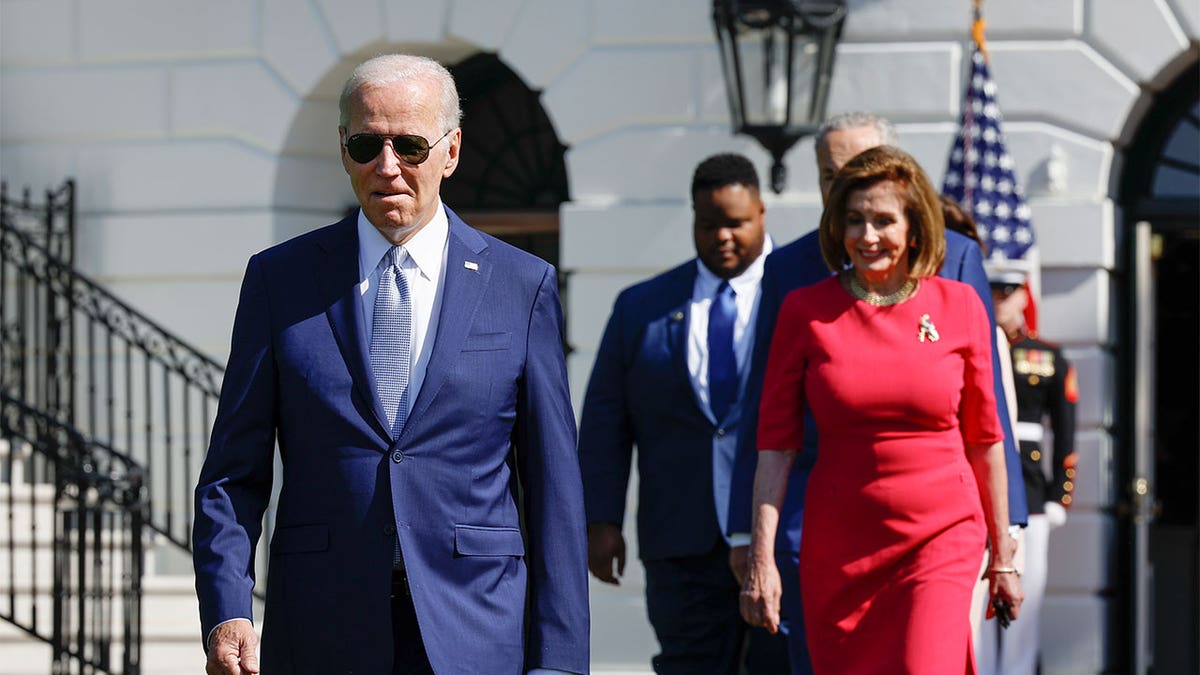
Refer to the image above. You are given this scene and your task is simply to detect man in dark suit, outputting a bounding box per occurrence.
[579,154,788,674]
[731,112,1029,672]
[193,54,589,675]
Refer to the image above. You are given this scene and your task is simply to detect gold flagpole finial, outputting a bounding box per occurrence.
[972,0,989,61]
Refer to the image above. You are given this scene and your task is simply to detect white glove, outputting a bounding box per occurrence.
[1044,501,1067,529]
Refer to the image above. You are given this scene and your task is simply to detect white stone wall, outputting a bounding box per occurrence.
[1,0,1196,672]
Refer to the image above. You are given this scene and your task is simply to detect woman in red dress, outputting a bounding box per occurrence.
[739,146,1023,673]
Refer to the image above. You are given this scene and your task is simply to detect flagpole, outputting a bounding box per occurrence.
[945,0,1042,335]
[972,0,989,61]
[971,0,1040,335]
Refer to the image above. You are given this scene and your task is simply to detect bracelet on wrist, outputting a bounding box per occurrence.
[989,566,1020,576]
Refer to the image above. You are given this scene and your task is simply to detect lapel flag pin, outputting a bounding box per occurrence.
[464,261,479,271]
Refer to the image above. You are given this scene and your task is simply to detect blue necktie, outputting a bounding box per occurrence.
[708,280,737,423]
[370,246,413,439]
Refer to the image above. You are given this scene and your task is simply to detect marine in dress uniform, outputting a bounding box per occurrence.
[979,260,1079,675]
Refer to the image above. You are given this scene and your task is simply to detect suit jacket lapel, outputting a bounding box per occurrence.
[664,263,714,425]
[400,207,491,443]
[318,214,392,442]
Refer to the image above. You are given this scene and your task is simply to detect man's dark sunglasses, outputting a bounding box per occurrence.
[989,282,1023,297]
[343,129,452,165]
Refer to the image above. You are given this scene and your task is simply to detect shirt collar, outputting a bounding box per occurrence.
[693,235,774,298]
[357,199,450,280]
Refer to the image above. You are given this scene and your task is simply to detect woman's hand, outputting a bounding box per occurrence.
[739,553,783,633]
[966,440,1024,622]
[986,530,1024,621]
[987,566,1024,622]
[741,449,795,634]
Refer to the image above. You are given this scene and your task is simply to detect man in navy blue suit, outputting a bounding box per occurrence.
[579,154,789,674]
[730,112,1029,673]
[193,54,588,675]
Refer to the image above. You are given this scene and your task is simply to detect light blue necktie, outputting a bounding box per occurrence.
[370,246,413,439]
[708,280,737,422]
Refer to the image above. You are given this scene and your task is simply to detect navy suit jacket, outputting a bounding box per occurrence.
[193,208,590,674]
[729,229,1028,553]
[579,260,746,561]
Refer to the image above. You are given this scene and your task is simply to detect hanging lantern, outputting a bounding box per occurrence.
[712,0,848,193]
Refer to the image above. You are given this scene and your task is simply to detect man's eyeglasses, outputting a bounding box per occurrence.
[342,129,452,165]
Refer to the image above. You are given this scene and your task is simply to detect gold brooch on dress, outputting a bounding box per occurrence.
[918,314,940,342]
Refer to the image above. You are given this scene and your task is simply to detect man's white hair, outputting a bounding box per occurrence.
[338,54,462,132]
[814,111,898,149]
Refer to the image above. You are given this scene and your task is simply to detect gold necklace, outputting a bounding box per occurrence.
[848,275,917,306]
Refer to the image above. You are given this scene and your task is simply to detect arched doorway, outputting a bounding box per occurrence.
[443,53,569,269]
[1118,61,1199,675]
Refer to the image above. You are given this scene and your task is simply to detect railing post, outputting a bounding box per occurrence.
[123,468,145,675]
[52,466,70,674]
[2,393,146,675]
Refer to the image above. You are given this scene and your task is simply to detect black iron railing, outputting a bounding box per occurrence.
[0,180,266,671]
[0,181,74,268]
[1,392,145,675]
[1,183,223,557]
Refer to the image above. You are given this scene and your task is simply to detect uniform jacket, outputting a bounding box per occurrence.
[193,208,590,674]
[578,260,747,561]
[729,229,1029,553]
[1009,332,1078,513]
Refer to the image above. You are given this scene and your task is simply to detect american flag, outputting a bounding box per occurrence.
[943,44,1039,332]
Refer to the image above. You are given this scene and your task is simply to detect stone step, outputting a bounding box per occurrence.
[0,622,221,675]
[0,458,266,673]
[0,572,265,675]
[0,573,261,638]
[0,544,142,589]
[0,569,657,675]
[0,483,56,506]
[0,639,54,675]
[0,603,54,642]
[142,574,204,640]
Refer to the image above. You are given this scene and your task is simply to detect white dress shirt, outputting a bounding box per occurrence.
[686,237,773,417]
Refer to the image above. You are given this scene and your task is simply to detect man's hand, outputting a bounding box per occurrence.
[206,619,260,675]
[738,552,782,634]
[728,545,750,586]
[587,523,626,585]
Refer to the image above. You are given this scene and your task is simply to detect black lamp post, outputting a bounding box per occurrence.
[712,0,847,193]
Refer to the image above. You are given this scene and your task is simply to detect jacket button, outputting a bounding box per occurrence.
[392,450,404,463]
[716,428,726,438]
[383,523,396,535]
